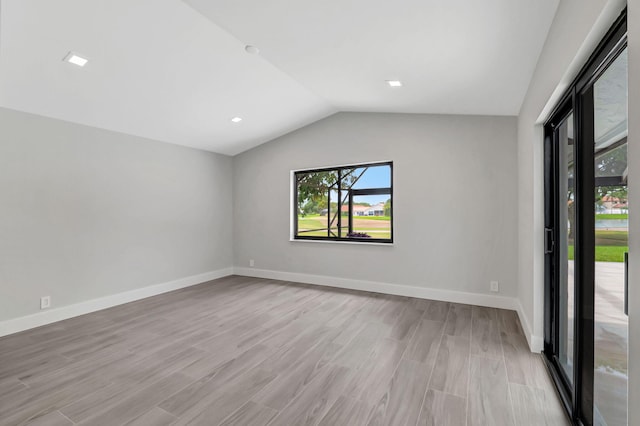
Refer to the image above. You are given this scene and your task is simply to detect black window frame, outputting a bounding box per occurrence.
[293,161,394,243]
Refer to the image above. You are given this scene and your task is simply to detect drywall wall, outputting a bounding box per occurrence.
[233,112,518,302]
[627,1,639,424]
[516,0,625,350]
[0,107,233,323]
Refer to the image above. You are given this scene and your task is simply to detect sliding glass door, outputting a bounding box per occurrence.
[544,11,628,426]
[592,46,628,426]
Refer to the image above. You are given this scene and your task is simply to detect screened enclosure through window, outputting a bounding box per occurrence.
[293,162,393,243]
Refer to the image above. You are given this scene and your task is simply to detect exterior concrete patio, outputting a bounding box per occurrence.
[568,261,628,426]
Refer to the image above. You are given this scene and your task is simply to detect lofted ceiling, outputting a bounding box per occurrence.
[0,0,559,155]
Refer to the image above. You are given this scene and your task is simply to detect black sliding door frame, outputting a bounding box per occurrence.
[543,10,627,426]
[544,97,574,415]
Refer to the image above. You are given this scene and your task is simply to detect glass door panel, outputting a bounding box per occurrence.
[558,113,576,383]
[593,47,628,426]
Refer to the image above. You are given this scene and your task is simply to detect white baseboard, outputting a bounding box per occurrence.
[0,267,233,338]
[234,266,519,311]
[515,299,544,352]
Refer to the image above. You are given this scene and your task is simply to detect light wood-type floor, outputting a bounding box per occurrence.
[0,276,569,426]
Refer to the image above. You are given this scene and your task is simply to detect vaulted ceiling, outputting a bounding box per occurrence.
[0,0,559,155]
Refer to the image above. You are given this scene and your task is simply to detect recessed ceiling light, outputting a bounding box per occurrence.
[245,45,260,55]
[63,51,88,67]
[386,80,403,87]
[231,117,243,123]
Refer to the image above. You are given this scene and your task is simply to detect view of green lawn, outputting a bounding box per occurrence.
[568,230,628,262]
[297,214,391,239]
[595,213,628,220]
[596,230,629,246]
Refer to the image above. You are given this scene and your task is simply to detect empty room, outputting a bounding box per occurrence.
[0,0,637,425]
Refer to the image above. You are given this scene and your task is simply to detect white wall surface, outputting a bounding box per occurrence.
[0,107,233,322]
[627,1,639,424]
[233,112,518,300]
[516,0,625,350]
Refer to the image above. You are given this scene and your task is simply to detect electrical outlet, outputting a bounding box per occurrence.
[40,296,51,309]
[490,281,499,293]
[249,259,255,267]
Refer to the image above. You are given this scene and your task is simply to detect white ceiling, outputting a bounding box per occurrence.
[0,0,559,155]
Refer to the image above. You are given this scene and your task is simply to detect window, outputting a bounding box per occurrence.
[293,162,393,243]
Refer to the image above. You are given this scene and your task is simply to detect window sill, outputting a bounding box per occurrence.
[289,238,394,246]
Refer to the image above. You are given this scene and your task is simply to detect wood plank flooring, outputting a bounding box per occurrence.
[0,276,569,426]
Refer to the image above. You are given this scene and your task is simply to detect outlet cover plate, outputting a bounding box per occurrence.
[40,296,51,309]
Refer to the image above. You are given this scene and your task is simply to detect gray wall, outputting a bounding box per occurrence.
[233,112,518,297]
[0,107,233,321]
